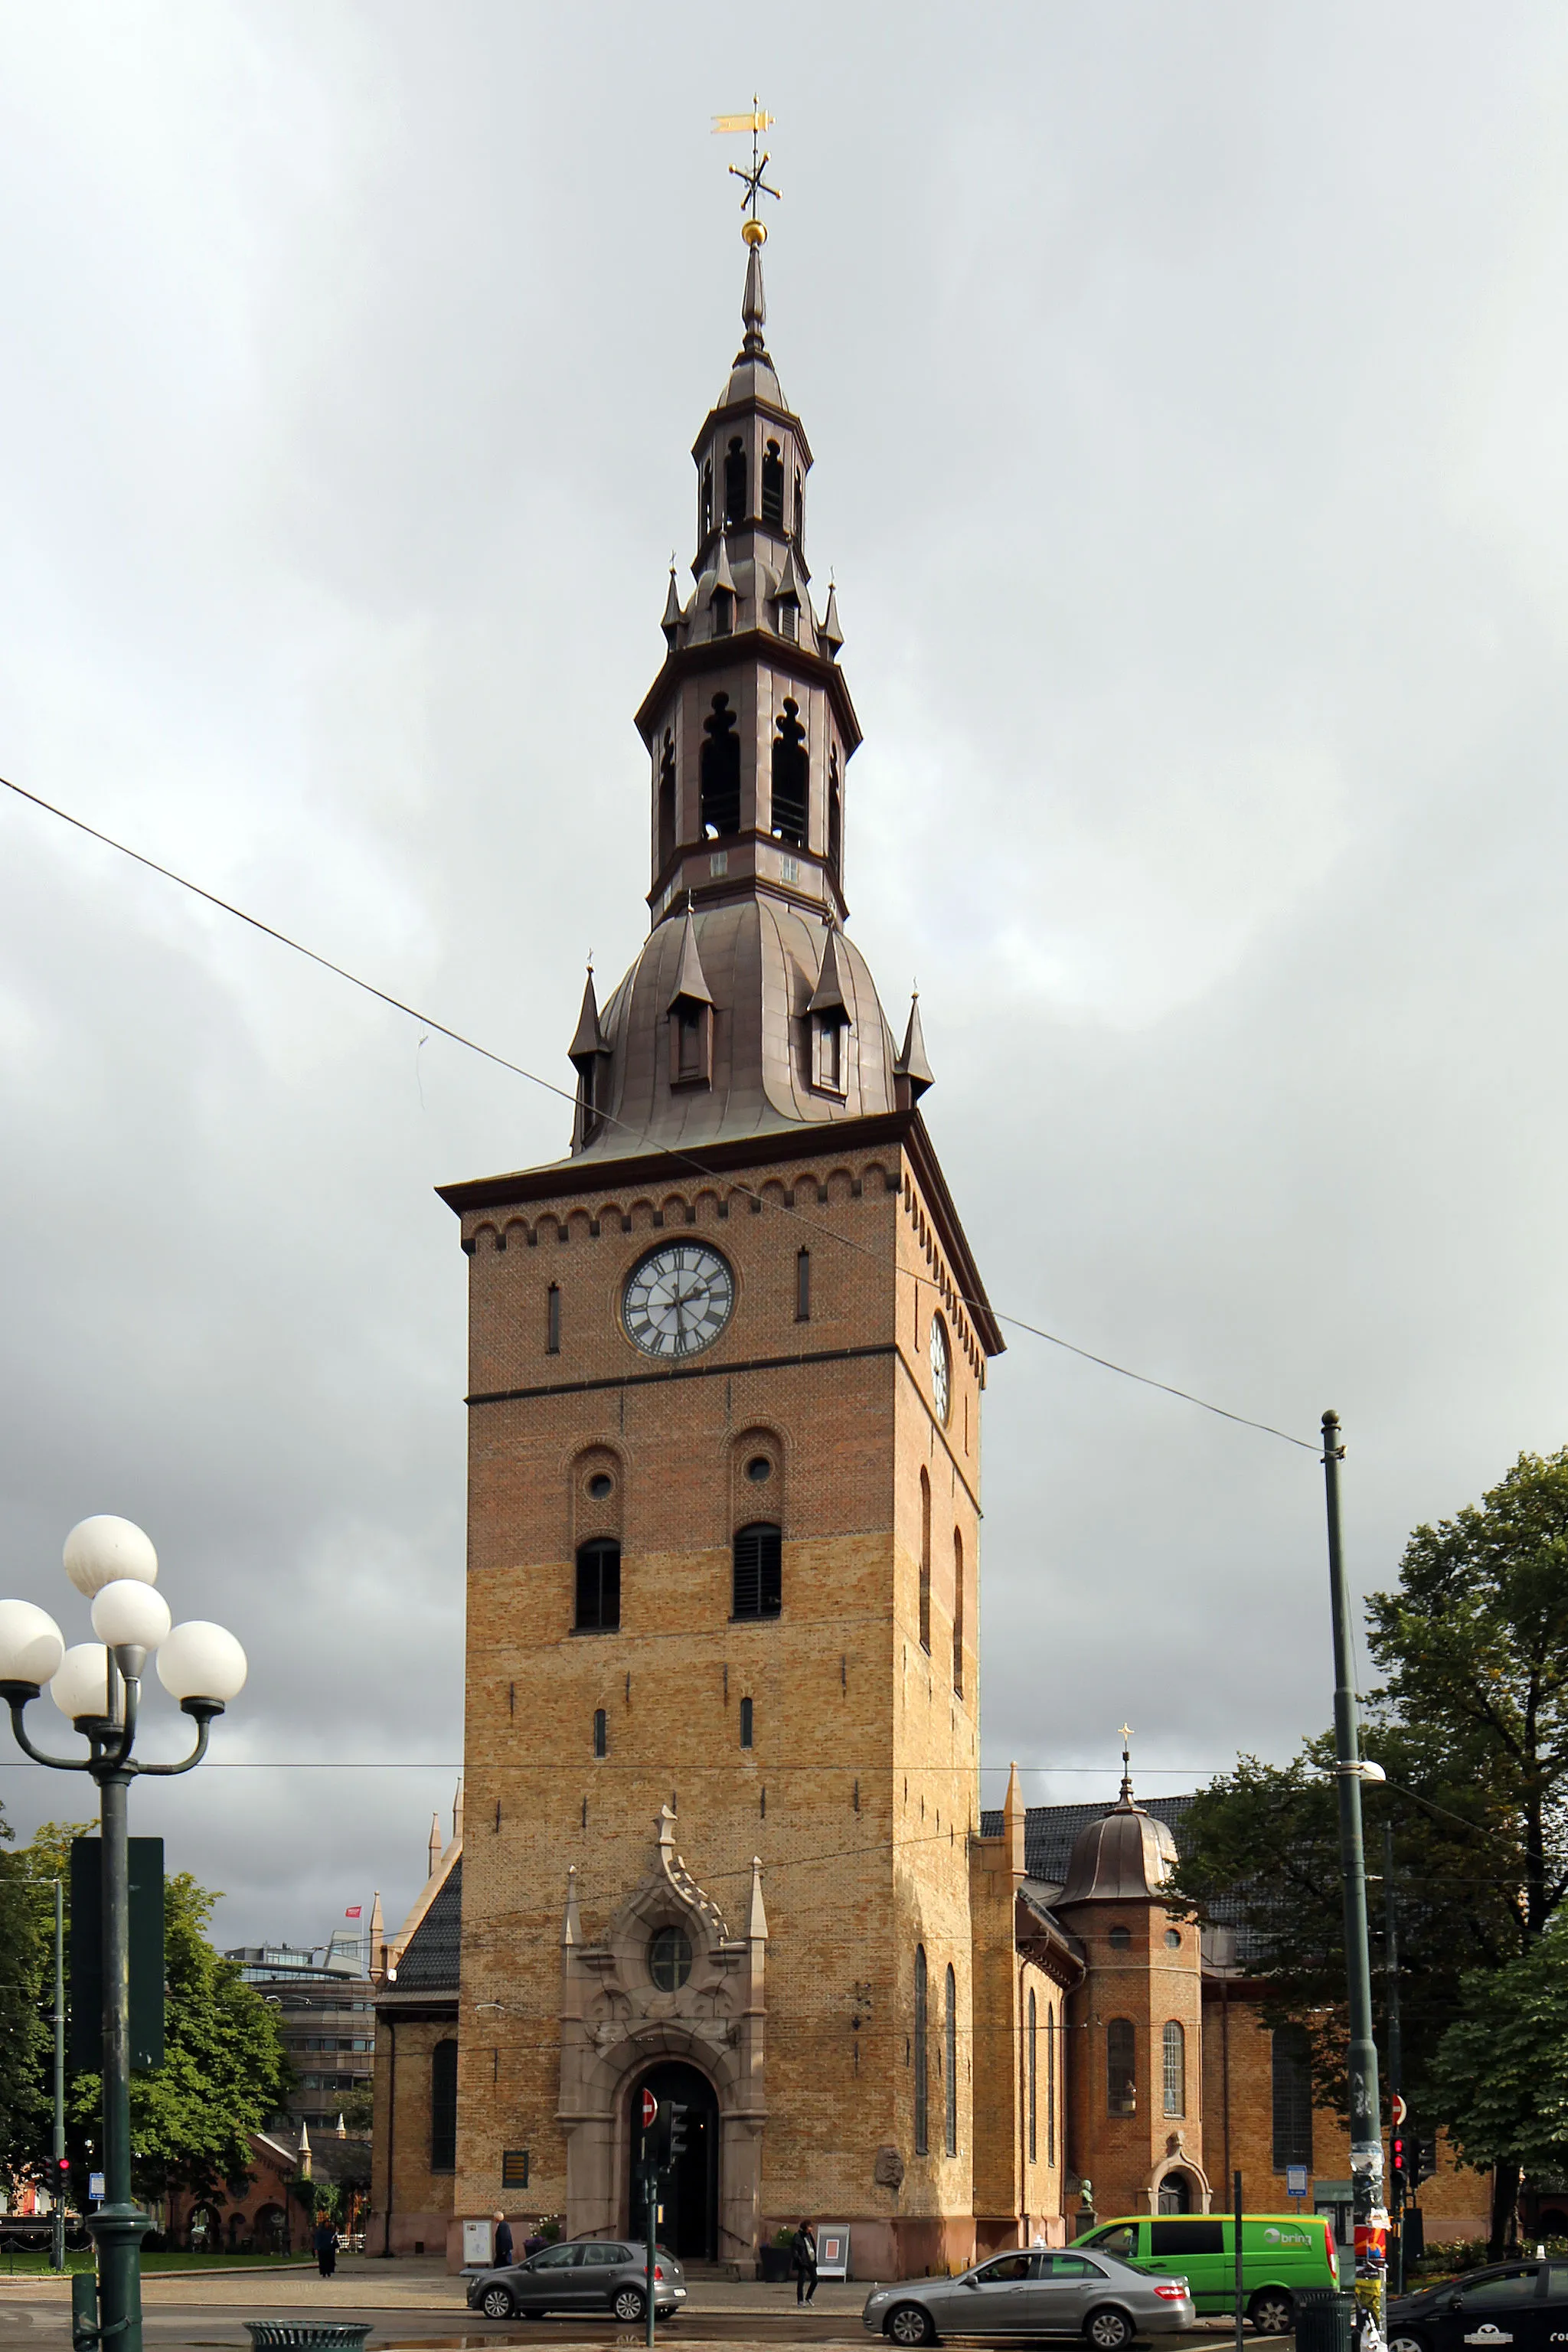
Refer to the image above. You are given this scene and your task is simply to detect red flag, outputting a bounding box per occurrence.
[345,1906,362,1919]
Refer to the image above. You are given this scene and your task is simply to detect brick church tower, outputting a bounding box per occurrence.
[431,226,1014,2276]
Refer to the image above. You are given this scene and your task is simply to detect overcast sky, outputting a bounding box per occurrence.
[2,2,1566,1952]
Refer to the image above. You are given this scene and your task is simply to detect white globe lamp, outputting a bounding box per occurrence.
[156,1622,247,1713]
[0,1600,66,1695]
[50,1642,114,1723]
[63,1517,158,1599]
[90,1581,172,1654]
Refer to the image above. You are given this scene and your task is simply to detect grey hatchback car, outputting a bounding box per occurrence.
[863,2247,1196,2348]
[466,2236,688,2323]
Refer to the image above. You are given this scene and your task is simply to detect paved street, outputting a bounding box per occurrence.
[0,2259,1268,2352]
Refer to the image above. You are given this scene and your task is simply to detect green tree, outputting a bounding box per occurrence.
[16,1823,290,2207]
[1169,1449,1568,2254]
[0,1797,47,2175]
[1427,1922,1568,2180]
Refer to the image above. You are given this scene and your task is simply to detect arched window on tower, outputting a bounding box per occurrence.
[724,436,747,524]
[701,695,741,838]
[1106,2018,1137,2115]
[770,698,808,845]
[761,439,785,528]
[794,469,804,547]
[919,1469,932,1653]
[1162,2020,1186,2117]
[913,1945,929,2154]
[732,1522,782,1620]
[575,1539,621,1632]
[952,1527,965,1698]
[828,746,842,883]
[699,459,713,544]
[657,731,676,873]
[944,1965,958,2155]
[1027,1988,1038,2161]
[430,2038,458,2172]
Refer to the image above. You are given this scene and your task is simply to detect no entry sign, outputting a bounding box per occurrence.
[640,2089,658,2130]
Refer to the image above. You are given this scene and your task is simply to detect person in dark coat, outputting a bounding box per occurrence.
[312,2216,337,2278]
[791,2220,818,2304]
[493,2212,514,2266]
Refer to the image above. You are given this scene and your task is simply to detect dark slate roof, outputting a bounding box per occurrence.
[980,1796,1194,1885]
[979,1798,1272,1967]
[393,1861,461,1993]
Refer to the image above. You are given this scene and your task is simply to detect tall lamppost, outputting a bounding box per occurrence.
[0,1516,247,2352]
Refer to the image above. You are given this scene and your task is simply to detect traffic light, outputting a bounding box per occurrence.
[1390,2135,1407,2207]
[1417,2136,1438,2184]
[666,2102,688,2162]
[54,2156,70,2194]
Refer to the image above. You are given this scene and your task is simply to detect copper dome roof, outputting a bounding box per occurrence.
[1057,1792,1179,1905]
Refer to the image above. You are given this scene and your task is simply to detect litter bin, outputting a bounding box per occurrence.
[1295,2287,1357,2352]
[244,2328,374,2351]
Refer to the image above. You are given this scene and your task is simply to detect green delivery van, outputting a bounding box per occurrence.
[1071,2213,1339,2333]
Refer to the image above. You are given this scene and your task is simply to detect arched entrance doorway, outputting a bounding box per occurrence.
[629,2060,719,2263]
[1158,2175,1193,2213]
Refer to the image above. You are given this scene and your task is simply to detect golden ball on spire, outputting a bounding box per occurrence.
[742,217,767,247]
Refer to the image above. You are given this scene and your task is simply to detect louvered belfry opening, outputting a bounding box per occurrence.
[761,438,785,526]
[770,699,808,844]
[701,694,741,837]
[724,435,747,524]
[732,1521,782,1619]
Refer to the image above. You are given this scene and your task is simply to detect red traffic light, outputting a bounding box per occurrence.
[1391,2136,1407,2174]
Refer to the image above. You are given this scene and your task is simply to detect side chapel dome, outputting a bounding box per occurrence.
[1057,1776,1179,1905]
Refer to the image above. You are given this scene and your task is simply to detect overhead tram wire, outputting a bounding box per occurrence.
[0,769,1316,1454]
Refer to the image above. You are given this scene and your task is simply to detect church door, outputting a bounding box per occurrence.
[1158,2174,1193,2213]
[629,2061,719,2262]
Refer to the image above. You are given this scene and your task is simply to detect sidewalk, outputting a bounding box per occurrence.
[0,2257,874,2314]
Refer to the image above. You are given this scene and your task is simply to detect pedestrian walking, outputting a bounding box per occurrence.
[792,2220,818,2305]
[493,2211,514,2265]
[312,2216,337,2278]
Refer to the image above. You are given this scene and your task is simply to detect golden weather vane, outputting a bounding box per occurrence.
[712,98,779,245]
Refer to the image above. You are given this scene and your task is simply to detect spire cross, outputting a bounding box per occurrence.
[713,99,779,237]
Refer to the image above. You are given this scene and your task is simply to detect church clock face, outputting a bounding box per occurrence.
[929,1312,952,1424]
[622,1242,735,1358]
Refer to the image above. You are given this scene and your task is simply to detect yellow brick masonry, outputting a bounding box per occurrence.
[449,1135,998,2275]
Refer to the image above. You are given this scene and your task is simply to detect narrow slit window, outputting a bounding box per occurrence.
[1163,2020,1185,2118]
[1271,2023,1313,2170]
[828,746,842,879]
[575,1540,621,1632]
[1027,1989,1038,2162]
[593,1707,607,1758]
[1047,2004,1057,2164]
[547,1283,560,1354]
[952,1527,965,1698]
[794,470,804,546]
[944,1965,958,2156]
[1107,2017,1137,2115]
[430,2038,458,2173]
[795,1247,811,1322]
[913,1945,929,2154]
[732,1521,782,1620]
[919,1469,932,1653]
[657,732,676,871]
[740,1695,753,1748]
[699,459,713,543]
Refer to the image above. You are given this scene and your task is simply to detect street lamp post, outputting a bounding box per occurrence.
[1321,1413,1387,2334]
[0,1516,247,2352]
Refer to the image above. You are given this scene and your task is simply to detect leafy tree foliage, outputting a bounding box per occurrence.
[1428,1924,1568,2180]
[12,1820,290,2204]
[0,1798,47,2174]
[1168,1449,1568,2249]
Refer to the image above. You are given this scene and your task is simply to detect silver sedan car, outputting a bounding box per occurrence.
[862,2247,1196,2348]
